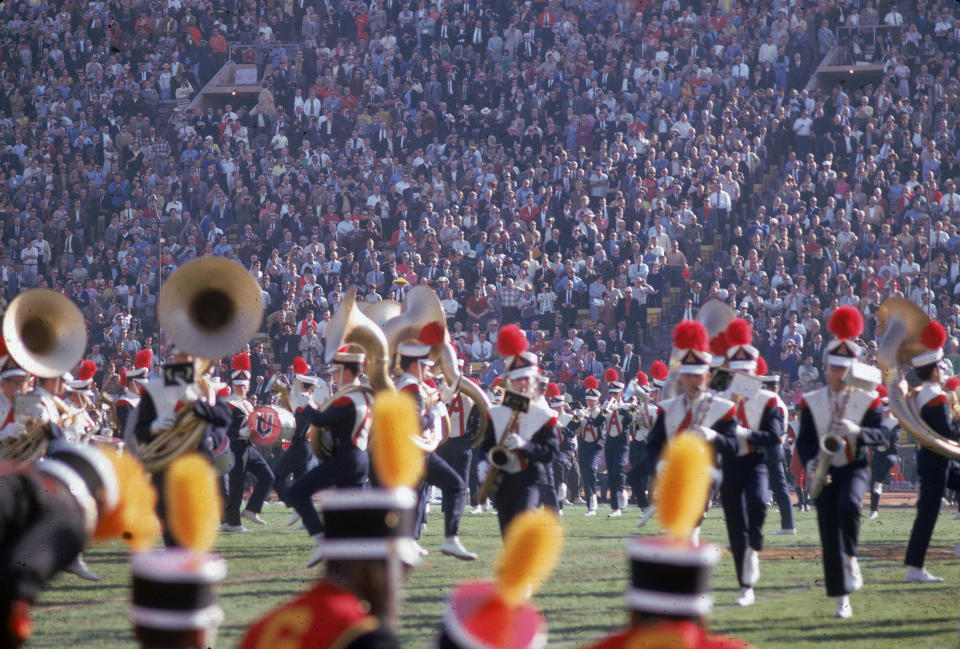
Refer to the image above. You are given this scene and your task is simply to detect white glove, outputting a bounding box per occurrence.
[176,378,200,404]
[734,425,753,456]
[439,378,459,403]
[477,460,490,483]
[688,425,717,443]
[501,432,527,451]
[0,422,27,440]
[15,398,50,425]
[838,419,860,440]
[149,412,177,434]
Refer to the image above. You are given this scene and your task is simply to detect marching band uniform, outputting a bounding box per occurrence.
[904,322,960,583]
[436,363,481,519]
[602,369,631,517]
[868,385,900,519]
[574,377,605,516]
[0,442,120,649]
[272,357,320,518]
[397,339,475,560]
[287,345,375,567]
[132,352,231,545]
[116,350,152,437]
[755,357,795,535]
[714,320,784,607]
[629,364,666,528]
[795,307,888,618]
[223,353,275,532]
[62,361,101,443]
[546,385,576,515]
[477,326,559,535]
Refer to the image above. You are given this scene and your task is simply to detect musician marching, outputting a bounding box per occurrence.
[867,385,900,520]
[755,356,796,536]
[712,319,784,607]
[272,356,320,526]
[602,368,631,518]
[903,321,960,583]
[396,336,476,561]
[477,324,559,536]
[62,361,101,443]
[545,383,576,516]
[629,362,666,528]
[572,376,604,516]
[436,359,482,520]
[644,320,742,545]
[222,352,275,533]
[115,349,152,435]
[131,346,231,545]
[795,306,890,618]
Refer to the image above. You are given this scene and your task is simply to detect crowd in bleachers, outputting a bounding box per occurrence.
[3,0,960,406]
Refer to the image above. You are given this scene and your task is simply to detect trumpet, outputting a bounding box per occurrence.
[807,387,853,499]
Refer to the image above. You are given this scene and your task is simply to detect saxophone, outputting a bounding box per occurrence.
[807,387,851,499]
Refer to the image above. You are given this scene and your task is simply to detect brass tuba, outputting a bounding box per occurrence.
[0,289,87,462]
[877,297,960,460]
[3,288,87,378]
[325,287,395,392]
[130,258,264,473]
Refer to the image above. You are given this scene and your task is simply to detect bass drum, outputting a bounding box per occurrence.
[246,405,296,446]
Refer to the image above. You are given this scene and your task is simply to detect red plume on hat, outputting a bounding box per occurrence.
[497,324,529,357]
[755,356,769,376]
[604,368,620,383]
[134,349,153,370]
[231,352,251,372]
[725,318,753,346]
[649,361,668,382]
[419,322,445,346]
[877,384,891,398]
[709,331,728,356]
[944,378,960,392]
[920,321,947,351]
[424,378,437,388]
[545,383,561,398]
[584,376,599,390]
[493,377,504,388]
[828,306,863,341]
[636,371,649,386]
[673,320,708,352]
[292,356,309,375]
[78,360,97,382]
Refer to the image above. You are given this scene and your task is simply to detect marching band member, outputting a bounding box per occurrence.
[273,356,320,526]
[223,352,275,533]
[437,360,481,520]
[130,347,231,546]
[288,345,375,567]
[868,384,900,520]
[546,383,576,516]
[396,335,476,561]
[116,350,152,436]
[240,392,425,649]
[602,368,630,518]
[904,322,960,583]
[63,361,101,442]
[645,321,741,545]
[795,306,889,618]
[755,356,796,536]
[477,325,559,535]
[573,376,605,516]
[714,319,784,607]
[578,435,758,649]
[630,362,667,528]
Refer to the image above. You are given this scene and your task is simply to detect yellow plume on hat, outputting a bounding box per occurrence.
[165,453,222,554]
[654,434,714,540]
[496,508,564,607]
[370,390,424,489]
[93,449,161,551]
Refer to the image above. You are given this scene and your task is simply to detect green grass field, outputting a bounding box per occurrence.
[30,499,960,648]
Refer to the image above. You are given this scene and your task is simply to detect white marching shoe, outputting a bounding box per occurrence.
[64,555,99,581]
[741,549,760,586]
[414,541,429,557]
[846,556,863,591]
[773,527,796,535]
[867,510,879,520]
[242,510,267,526]
[287,511,301,526]
[906,566,943,583]
[441,535,478,561]
[608,509,622,518]
[834,596,852,618]
[469,505,483,514]
[735,587,755,607]
[637,506,657,528]
[306,534,325,568]
[219,523,250,533]
[585,494,598,516]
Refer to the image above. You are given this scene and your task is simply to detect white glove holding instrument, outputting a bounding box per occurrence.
[501,432,527,451]
[734,424,753,456]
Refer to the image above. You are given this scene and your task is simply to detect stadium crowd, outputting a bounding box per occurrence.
[3,0,960,410]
